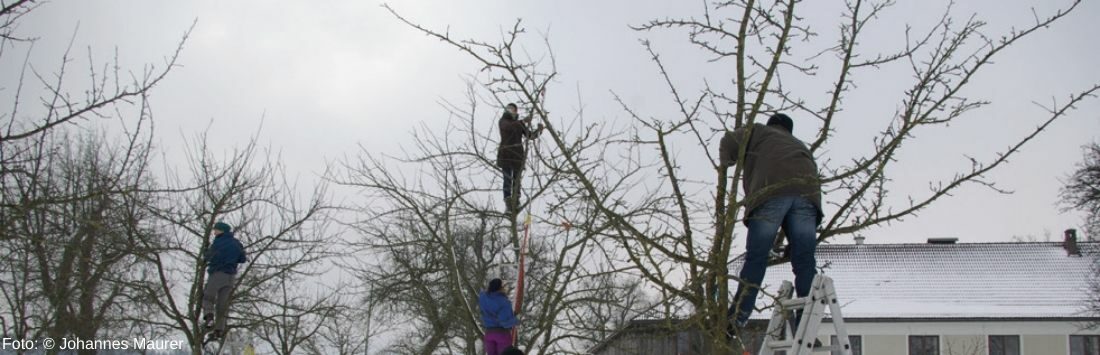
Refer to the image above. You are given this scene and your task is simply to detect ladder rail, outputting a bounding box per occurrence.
[825,277,853,355]
[756,275,851,355]
[789,276,824,354]
[757,281,793,355]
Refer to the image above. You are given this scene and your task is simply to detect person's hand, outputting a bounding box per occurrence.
[523,115,534,124]
[537,123,545,130]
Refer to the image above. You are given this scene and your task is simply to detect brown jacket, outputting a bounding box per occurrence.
[719,123,823,224]
[497,111,538,168]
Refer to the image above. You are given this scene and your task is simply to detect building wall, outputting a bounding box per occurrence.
[814,320,1095,355]
[592,320,1098,355]
[1022,334,1068,355]
[863,334,905,355]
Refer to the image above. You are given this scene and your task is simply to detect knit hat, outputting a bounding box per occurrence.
[767,113,794,133]
[213,222,232,233]
[488,278,503,293]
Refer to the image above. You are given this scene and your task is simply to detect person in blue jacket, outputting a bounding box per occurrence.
[202,221,247,340]
[479,278,517,355]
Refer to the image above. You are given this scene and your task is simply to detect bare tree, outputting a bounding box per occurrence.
[347,216,498,355]
[0,1,188,352]
[1062,142,1100,239]
[1059,140,1100,331]
[0,3,350,355]
[308,293,389,355]
[247,280,343,355]
[385,0,1098,353]
[335,78,653,354]
[131,132,333,354]
[0,2,187,178]
[0,129,160,355]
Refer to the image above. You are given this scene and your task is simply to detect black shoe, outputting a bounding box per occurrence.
[202,314,214,331]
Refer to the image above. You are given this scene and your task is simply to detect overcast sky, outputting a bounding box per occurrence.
[12,1,1100,245]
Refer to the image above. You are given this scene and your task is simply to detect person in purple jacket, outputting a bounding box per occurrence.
[479,278,518,355]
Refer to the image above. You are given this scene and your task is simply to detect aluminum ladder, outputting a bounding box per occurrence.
[758,274,852,355]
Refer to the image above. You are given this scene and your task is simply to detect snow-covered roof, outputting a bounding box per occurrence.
[744,241,1100,320]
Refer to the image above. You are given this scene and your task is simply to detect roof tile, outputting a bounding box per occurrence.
[742,242,1099,319]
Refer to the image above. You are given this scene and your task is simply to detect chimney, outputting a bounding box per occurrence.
[927,238,958,244]
[1064,229,1081,256]
[854,236,866,245]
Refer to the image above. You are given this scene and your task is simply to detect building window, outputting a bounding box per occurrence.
[988,335,1020,355]
[1071,335,1100,355]
[830,335,862,355]
[908,335,939,355]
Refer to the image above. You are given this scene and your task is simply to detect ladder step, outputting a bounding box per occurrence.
[768,342,841,352]
[767,340,795,348]
[808,345,843,353]
[779,297,810,308]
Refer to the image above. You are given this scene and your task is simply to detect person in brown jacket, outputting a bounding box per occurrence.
[719,113,823,332]
[497,103,543,213]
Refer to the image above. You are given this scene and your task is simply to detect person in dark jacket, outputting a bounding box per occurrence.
[719,113,823,330]
[479,278,518,355]
[202,221,247,340]
[497,103,544,214]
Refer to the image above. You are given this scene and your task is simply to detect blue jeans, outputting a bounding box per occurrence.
[729,196,818,324]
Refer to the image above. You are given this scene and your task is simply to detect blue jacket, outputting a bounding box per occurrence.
[205,232,247,274]
[479,291,517,329]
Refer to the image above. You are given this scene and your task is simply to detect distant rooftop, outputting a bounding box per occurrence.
[741,241,1100,320]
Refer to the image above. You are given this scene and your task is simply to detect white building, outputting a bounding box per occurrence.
[591,232,1099,355]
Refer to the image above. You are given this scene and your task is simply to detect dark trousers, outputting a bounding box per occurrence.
[502,164,522,202]
[202,271,236,331]
[729,196,818,324]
